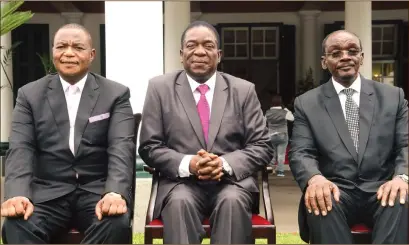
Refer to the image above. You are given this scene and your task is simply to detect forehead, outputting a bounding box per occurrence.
[54,28,90,44]
[184,26,217,43]
[326,32,360,50]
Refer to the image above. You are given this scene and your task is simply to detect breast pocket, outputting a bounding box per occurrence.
[84,119,110,145]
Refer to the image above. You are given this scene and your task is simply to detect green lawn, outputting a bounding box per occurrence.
[132,232,305,244]
[1,232,305,244]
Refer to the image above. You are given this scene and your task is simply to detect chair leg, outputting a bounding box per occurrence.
[144,228,153,244]
[267,227,276,244]
[128,227,133,244]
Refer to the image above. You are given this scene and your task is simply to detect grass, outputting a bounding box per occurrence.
[132,232,305,244]
[1,232,306,244]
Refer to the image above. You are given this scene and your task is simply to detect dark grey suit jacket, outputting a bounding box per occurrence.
[289,76,408,242]
[4,72,136,206]
[138,70,274,218]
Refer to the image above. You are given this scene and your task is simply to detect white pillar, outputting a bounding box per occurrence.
[164,1,190,73]
[0,32,13,144]
[61,12,84,24]
[299,10,321,85]
[345,1,372,78]
[104,1,163,114]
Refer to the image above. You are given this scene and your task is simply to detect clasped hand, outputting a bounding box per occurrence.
[189,149,224,181]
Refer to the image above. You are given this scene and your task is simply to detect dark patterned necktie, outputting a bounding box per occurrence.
[342,88,359,152]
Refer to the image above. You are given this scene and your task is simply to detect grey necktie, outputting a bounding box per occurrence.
[343,88,359,152]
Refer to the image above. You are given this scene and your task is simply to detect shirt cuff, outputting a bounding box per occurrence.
[219,157,233,176]
[178,155,195,177]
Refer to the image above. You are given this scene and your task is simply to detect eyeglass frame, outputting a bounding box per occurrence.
[322,48,363,59]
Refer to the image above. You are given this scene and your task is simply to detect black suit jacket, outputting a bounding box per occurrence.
[289,76,408,242]
[4,72,135,206]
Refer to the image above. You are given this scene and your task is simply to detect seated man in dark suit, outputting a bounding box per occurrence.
[289,30,408,244]
[138,21,274,244]
[1,23,135,244]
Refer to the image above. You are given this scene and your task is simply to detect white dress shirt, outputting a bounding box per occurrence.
[178,72,233,177]
[332,75,361,120]
[60,74,87,156]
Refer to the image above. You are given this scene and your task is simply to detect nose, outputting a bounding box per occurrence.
[193,45,206,56]
[63,46,75,56]
[339,50,352,61]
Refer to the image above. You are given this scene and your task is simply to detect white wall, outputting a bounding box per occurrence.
[22,9,408,84]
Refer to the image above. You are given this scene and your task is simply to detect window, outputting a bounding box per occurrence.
[251,27,279,59]
[372,61,395,86]
[221,27,249,59]
[372,25,396,57]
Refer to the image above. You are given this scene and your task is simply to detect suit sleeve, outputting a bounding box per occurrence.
[4,88,35,201]
[288,96,321,192]
[219,84,274,181]
[393,88,408,176]
[138,81,186,180]
[104,87,135,205]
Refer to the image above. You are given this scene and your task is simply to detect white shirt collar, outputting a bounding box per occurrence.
[186,72,217,93]
[332,75,361,95]
[60,73,88,93]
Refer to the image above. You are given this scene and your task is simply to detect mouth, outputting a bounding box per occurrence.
[192,61,207,64]
[60,61,79,65]
[337,64,355,70]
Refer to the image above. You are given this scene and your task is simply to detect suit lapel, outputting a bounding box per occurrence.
[323,81,358,162]
[357,77,375,165]
[207,72,228,151]
[74,74,100,155]
[47,75,71,151]
[175,72,206,148]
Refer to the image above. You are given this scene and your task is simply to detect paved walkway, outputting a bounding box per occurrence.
[268,171,302,233]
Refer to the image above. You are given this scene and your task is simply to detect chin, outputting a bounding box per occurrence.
[339,74,357,82]
[60,71,80,78]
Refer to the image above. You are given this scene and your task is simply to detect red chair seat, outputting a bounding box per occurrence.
[351,223,372,233]
[149,214,271,226]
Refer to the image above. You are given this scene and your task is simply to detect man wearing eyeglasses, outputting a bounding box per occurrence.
[289,30,408,244]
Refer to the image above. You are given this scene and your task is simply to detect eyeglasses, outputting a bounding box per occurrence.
[324,49,361,59]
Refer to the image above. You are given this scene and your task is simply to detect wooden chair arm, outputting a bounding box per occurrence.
[143,165,155,174]
[262,165,275,225]
[144,165,158,225]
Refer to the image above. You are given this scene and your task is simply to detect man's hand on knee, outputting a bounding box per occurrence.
[305,175,340,216]
[95,192,127,220]
[377,177,408,207]
[1,196,34,220]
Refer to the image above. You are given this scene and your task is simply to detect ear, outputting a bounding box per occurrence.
[90,48,96,62]
[179,49,183,63]
[321,56,327,70]
[217,49,222,63]
[360,52,364,65]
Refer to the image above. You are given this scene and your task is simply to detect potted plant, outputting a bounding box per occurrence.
[297,67,316,95]
[1,0,34,90]
[0,0,33,156]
